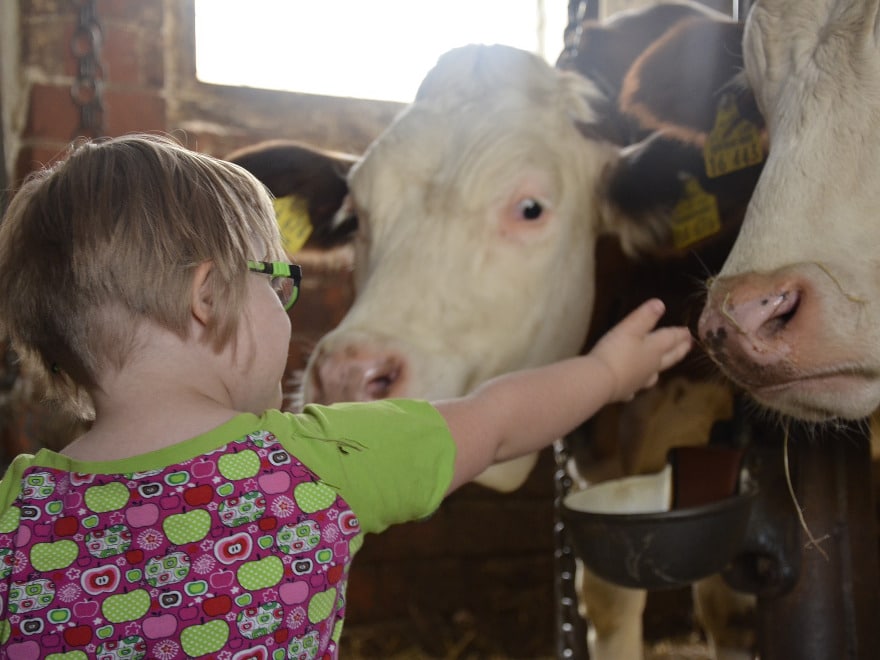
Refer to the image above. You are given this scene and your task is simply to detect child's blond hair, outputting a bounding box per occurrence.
[0,133,285,418]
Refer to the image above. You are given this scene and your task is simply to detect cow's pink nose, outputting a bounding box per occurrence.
[698,272,805,367]
[308,346,406,404]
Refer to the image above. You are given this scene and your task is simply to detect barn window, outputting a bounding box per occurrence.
[193,0,571,103]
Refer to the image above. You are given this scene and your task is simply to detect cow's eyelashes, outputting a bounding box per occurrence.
[518,198,545,221]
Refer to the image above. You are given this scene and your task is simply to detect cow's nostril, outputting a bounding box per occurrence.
[308,347,407,404]
[364,369,399,399]
[759,290,801,338]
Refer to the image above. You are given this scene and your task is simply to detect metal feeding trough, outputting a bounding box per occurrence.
[560,447,756,590]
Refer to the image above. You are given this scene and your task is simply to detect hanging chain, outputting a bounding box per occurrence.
[562,0,586,59]
[553,437,589,658]
[70,0,105,138]
[562,0,600,61]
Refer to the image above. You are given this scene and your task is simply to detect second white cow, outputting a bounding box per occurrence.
[699,0,880,423]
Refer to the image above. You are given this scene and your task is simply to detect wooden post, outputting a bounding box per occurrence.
[754,423,880,659]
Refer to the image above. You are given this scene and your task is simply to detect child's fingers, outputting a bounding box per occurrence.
[647,325,691,351]
[660,340,692,370]
[617,298,667,336]
[652,327,693,369]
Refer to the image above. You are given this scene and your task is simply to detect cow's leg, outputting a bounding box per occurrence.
[693,574,756,660]
[472,452,539,492]
[576,559,647,660]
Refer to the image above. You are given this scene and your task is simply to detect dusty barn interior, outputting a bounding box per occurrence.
[3,1,879,659]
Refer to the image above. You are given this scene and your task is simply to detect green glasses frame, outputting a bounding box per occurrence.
[247,260,302,311]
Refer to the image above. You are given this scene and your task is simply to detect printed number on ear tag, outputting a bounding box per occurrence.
[704,93,764,179]
[273,195,313,254]
[672,176,721,250]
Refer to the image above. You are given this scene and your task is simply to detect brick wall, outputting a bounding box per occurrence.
[11,0,165,184]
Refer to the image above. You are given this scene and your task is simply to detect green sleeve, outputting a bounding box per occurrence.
[0,453,33,514]
[269,399,455,534]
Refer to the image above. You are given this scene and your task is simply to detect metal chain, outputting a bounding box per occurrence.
[554,437,588,658]
[561,0,585,61]
[70,0,105,138]
[562,1,599,62]
[556,8,601,655]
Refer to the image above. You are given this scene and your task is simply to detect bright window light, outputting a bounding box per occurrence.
[195,1,571,103]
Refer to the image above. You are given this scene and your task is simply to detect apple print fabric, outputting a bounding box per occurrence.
[0,429,361,659]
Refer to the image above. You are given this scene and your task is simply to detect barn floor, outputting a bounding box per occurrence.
[339,619,711,659]
[337,448,716,659]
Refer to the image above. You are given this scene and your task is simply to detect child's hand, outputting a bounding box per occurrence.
[591,299,693,402]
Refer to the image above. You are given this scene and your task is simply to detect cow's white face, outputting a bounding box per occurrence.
[301,45,648,490]
[699,0,880,421]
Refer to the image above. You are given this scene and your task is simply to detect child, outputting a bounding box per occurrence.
[0,134,691,658]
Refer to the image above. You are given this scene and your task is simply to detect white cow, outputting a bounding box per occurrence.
[299,45,668,658]
[698,0,880,422]
[229,7,762,656]
[300,44,665,494]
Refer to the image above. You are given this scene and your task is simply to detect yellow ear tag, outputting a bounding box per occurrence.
[703,93,764,179]
[671,176,721,249]
[272,195,313,254]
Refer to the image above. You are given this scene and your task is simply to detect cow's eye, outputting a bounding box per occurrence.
[518,198,544,221]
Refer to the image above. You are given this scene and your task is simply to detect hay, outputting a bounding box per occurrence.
[783,423,831,560]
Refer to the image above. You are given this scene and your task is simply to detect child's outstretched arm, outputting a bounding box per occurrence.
[435,298,692,493]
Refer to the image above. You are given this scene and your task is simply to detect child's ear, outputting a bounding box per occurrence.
[191,261,215,326]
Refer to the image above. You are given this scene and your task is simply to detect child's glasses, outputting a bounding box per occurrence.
[247,261,302,310]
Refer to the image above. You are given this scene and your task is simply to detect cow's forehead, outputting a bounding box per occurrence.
[742,0,880,185]
[720,0,880,277]
[414,43,603,113]
[744,0,880,119]
[347,43,605,197]
[355,105,573,188]
[348,83,606,234]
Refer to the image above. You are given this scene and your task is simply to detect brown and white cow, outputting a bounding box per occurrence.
[229,3,765,657]
[560,4,764,658]
[698,0,880,423]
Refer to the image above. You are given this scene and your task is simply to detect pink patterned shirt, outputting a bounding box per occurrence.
[0,400,454,659]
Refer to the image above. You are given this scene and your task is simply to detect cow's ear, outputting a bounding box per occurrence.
[557,1,729,144]
[597,133,681,256]
[599,129,763,259]
[619,16,758,142]
[595,12,766,258]
[226,140,359,249]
